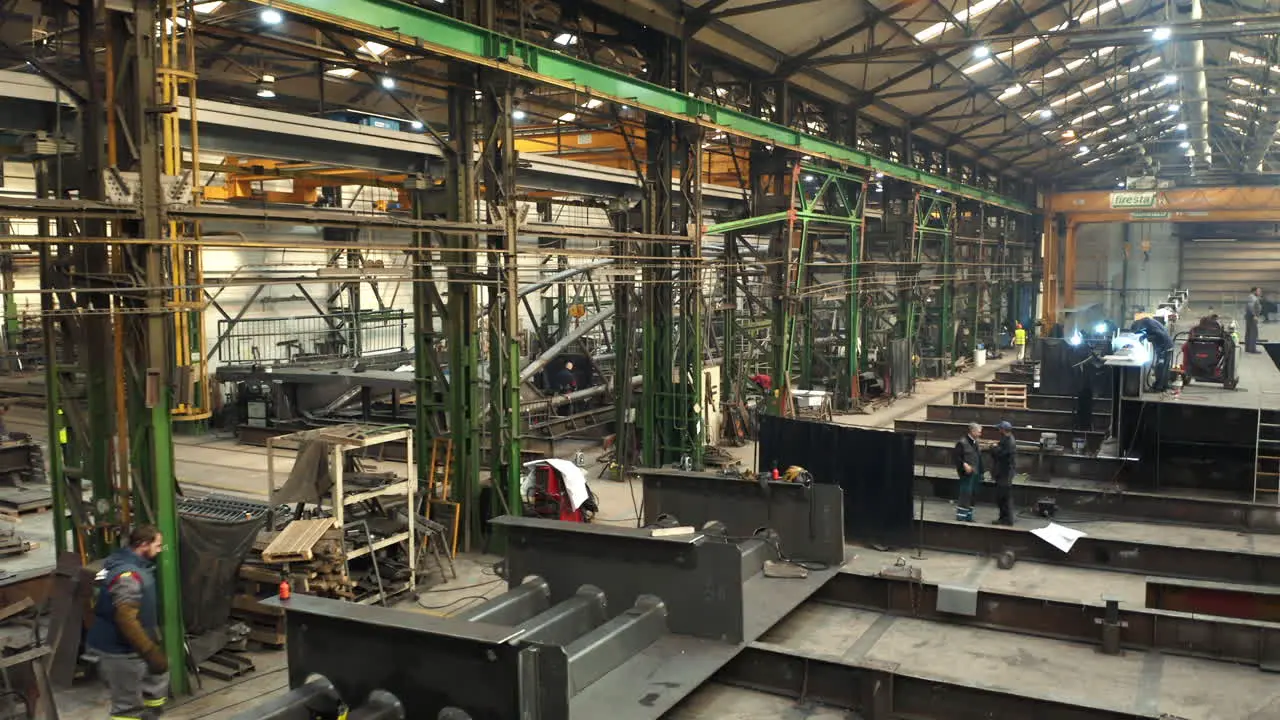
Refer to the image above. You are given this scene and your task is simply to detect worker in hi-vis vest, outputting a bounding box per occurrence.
[1013,323,1028,361]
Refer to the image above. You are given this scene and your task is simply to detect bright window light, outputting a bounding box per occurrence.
[557,111,576,122]
[1162,74,1177,85]
[326,67,358,78]
[583,98,603,109]
[193,1,224,12]
[1167,103,1179,111]
[260,7,283,24]
[553,33,578,46]
[915,0,1005,42]
[359,41,390,57]
[1179,140,1190,148]
[1040,108,1053,119]
[999,84,1023,99]
[1152,27,1172,41]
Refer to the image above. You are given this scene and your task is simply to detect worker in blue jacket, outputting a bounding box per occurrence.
[86,525,169,720]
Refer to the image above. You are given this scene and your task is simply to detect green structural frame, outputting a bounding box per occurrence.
[906,192,956,375]
[707,164,866,411]
[259,0,1031,213]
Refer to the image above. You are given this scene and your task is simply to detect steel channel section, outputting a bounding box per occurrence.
[917,518,1280,585]
[513,585,608,646]
[927,403,1108,430]
[718,644,1151,720]
[347,690,406,720]
[265,593,568,719]
[493,516,749,643]
[565,595,668,695]
[453,576,551,625]
[820,571,1280,669]
[897,418,1105,452]
[231,676,341,720]
[1145,577,1280,624]
[638,469,846,566]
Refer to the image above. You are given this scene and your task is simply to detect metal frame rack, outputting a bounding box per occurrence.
[266,425,416,599]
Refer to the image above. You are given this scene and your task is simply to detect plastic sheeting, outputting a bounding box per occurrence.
[757,416,914,546]
[178,513,267,635]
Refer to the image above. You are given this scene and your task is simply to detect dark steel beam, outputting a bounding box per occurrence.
[818,571,1280,668]
[1146,577,1280,624]
[718,643,1151,719]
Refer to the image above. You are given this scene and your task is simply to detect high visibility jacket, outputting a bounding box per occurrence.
[1014,328,1027,346]
[56,408,66,445]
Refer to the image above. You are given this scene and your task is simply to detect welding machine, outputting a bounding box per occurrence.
[1182,319,1239,389]
[521,459,597,523]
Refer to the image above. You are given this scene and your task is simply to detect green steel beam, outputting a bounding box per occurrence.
[262,0,1031,213]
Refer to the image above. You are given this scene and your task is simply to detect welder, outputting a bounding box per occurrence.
[1129,316,1173,392]
[86,525,169,720]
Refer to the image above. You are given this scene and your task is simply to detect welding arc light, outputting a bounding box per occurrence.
[1094,322,1109,334]
[1068,332,1083,347]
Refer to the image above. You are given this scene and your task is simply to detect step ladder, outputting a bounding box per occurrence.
[1254,392,1280,502]
[424,437,459,557]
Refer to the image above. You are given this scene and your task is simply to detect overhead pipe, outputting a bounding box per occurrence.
[517,259,614,298]
[1175,0,1212,170]
[518,307,616,384]
[521,374,644,412]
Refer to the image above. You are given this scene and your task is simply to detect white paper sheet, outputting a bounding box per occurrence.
[1030,522,1087,553]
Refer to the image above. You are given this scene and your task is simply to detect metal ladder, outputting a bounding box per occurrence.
[1254,391,1280,502]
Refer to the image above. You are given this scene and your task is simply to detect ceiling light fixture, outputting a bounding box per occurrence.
[1039,108,1052,119]
[411,120,424,130]
[1179,140,1190,148]
[512,109,527,120]
[1176,122,1187,130]
[558,111,576,122]
[1152,26,1172,41]
[380,76,395,90]
[1161,74,1177,85]
[973,45,990,59]
[260,7,283,24]
[553,33,578,46]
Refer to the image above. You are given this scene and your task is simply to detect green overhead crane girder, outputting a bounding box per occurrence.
[260,0,1031,213]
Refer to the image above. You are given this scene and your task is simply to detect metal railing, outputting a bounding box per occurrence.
[215,309,410,365]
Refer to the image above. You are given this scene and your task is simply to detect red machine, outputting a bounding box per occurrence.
[523,461,596,523]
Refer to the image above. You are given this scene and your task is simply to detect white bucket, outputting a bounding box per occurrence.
[973,344,987,367]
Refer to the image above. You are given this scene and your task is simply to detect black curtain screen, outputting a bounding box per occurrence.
[757,415,914,546]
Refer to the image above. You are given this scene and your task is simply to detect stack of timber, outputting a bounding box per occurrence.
[982,383,1028,409]
[232,519,354,647]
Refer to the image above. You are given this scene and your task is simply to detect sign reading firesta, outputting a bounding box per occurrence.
[1109,191,1158,209]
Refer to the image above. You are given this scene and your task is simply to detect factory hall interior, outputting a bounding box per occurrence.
[9,0,1280,718]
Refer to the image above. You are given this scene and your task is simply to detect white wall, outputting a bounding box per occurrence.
[1072,221,1179,322]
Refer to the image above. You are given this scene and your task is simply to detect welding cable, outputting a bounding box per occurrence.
[415,594,494,613]
[713,527,832,572]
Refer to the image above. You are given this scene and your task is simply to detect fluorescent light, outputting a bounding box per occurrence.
[1192,237,1237,242]
[326,67,357,78]
[553,33,578,46]
[512,109,526,120]
[380,76,395,89]
[557,111,576,122]
[260,7,283,24]
[193,1,224,12]
[359,41,390,57]
[974,46,990,59]
[1152,26,1171,41]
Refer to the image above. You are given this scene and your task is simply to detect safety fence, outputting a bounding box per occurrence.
[215,309,410,365]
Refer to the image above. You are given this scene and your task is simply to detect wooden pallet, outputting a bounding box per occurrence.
[261,518,336,563]
[983,383,1028,409]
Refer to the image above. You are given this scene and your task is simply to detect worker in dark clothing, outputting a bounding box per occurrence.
[1130,316,1174,391]
[1246,287,1263,353]
[952,422,983,522]
[988,421,1017,525]
[554,361,578,394]
[86,525,169,720]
